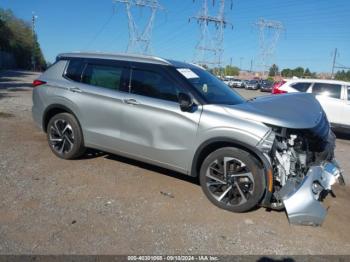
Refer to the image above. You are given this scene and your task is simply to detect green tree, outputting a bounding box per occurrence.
[224,65,240,76]
[0,8,46,70]
[293,67,305,77]
[281,68,292,77]
[304,68,311,77]
[335,70,350,81]
[268,64,279,77]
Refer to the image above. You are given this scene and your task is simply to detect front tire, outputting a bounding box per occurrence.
[199,147,265,213]
[47,112,86,159]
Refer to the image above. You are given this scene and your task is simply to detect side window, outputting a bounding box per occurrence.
[65,59,85,82]
[130,68,179,102]
[347,87,350,101]
[312,83,341,99]
[291,82,311,92]
[82,63,126,91]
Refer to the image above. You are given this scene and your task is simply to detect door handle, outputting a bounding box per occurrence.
[124,98,139,105]
[70,87,82,93]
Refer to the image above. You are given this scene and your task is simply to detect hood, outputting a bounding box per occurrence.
[223,93,324,129]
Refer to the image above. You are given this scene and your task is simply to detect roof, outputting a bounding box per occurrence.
[56,52,197,68]
[285,78,350,86]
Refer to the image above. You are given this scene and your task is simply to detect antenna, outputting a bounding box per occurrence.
[190,0,233,72]
[255,18,284,75]
[113,0,163,54]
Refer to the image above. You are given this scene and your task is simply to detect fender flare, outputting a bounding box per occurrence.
[42,104,80,132]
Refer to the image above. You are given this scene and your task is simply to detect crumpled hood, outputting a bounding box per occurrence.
[223,93,324,129]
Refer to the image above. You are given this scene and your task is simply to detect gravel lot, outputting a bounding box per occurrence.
[1,70,350,255]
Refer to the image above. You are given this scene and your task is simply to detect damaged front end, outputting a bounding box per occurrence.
[281,161,344,226]
[260,114,345,226]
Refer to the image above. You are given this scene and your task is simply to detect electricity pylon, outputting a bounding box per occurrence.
[190,0,233,71]
[113,0,163,54]
[255,18,284,74]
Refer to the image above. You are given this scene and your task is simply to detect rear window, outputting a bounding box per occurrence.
[312,83,341,99]
[291,82,311,92]
[65,59,85,82]
[82,64,125,91]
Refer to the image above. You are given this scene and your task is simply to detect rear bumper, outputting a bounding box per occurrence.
[282,161,345,226]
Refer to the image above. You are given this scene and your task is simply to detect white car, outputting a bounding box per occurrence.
[273,79,350,131]
[230,78,244,88]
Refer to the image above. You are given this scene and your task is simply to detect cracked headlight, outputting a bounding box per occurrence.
[257,130,276,153]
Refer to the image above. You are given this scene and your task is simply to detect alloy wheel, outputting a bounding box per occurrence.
[48,119,75,155]
[205,157,255,207]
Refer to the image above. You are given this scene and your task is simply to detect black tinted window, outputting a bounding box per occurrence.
[65,59,85,82]
[82,64,126,91]
[131,68,179,102]
[347,87,350,100]
[291,82,311,92]
[312,83,341,99]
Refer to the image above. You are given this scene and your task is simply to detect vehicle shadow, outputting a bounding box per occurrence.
[0,70,38,90]
[81,148,199,185]
[0,70,36,79]
[334,131,350,140]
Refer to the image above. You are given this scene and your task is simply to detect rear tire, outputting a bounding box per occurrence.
[47,113,86,159]
[199,147,265,213]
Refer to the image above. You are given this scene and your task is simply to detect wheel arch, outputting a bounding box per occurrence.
[42,104,81,133]
[190,137,273,205]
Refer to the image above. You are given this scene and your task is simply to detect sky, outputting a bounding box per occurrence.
[1,0,350,72]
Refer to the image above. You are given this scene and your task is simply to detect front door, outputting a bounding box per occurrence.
[118,63,202,173]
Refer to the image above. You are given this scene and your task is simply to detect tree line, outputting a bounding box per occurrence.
[269,64,350,81]
[268,64,316,78]
[334,70,350,82]
[0,8,46,70]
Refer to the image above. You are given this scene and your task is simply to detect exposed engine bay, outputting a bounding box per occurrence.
[262,115,345,226]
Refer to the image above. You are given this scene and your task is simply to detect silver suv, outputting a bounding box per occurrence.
[32,52,344,225]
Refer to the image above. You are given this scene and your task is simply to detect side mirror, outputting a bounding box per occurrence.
[178,93,194,112]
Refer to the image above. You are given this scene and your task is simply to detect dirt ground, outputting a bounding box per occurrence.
[1,70,350,255]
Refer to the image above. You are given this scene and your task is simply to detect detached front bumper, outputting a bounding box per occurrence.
[281,161,345,226]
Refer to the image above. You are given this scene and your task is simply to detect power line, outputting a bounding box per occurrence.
[113,0,163,55]
[84,7,116,50]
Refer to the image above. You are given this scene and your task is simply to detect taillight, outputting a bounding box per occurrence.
[272,80,287,94]
[32,79,46,87]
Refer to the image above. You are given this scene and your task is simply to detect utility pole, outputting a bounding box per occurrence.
[31,12,38,71]
[190,0,233,73]
[113,0,163,55]
[250,59,253,72]
[239,57,243,70]
[255,18,284,76]
[331,48,338,79]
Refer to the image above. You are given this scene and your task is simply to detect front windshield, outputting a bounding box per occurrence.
[177,67,245,105]
[248,80,258,84]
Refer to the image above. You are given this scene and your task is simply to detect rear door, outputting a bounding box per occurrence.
[311,82,342,125]
[64,58,131,150]
[119,62,202,173]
